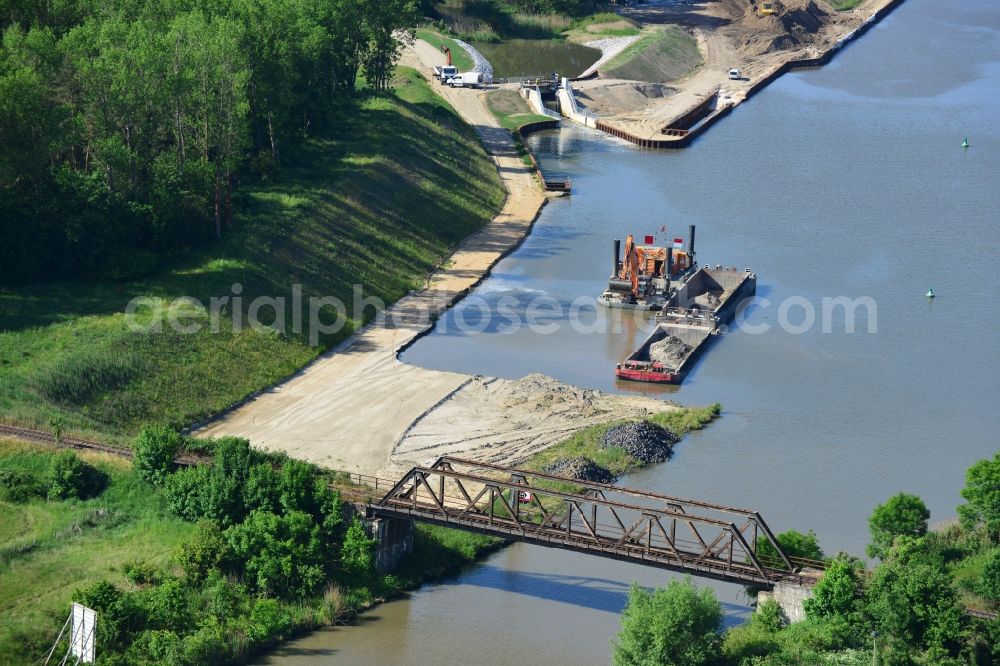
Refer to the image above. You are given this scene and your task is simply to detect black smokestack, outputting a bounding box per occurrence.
[613,238,621,276]
[688,224,696,256]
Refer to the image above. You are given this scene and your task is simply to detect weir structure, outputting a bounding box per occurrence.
[353,457,824,589]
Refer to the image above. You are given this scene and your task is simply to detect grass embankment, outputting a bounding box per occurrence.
[564,12,641,41]
[0,438,502,664]
[414,29,475,71]
[602,25,702,83]
[432,3,638,42]
[486,90,553,131]
[523,404,721,479]
[828,0,865,10]
[0,68,504,442]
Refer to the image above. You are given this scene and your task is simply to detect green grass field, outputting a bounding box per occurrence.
[485,90,553,131]
[415,29,475,71]
[602,26,702,83]
[0,68,504,442]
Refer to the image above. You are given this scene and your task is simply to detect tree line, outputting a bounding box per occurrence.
[0,0,417,282]
[612,451,1000,665]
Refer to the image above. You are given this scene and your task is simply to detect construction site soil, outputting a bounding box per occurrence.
[576,0,897,138]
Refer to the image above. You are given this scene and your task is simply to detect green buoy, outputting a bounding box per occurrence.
[962,137,969,148]
[926,288,935,298]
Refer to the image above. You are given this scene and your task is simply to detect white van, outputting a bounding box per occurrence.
[728,68,741,80]
[449,71,484,89]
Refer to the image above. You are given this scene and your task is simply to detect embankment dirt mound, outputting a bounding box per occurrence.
[602,421,678,464]
[575,81,676,116]
[728,0,830,56]
[389,374,679,476]
[543,456,617,483]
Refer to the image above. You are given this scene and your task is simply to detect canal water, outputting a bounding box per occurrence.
[263,0,1000,662]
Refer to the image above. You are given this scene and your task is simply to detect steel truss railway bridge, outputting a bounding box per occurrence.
[352,457,825,589]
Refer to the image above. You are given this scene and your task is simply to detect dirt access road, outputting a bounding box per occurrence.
[196,42,679,478]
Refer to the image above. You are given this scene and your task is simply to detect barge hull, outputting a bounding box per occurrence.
[615,267,757,385]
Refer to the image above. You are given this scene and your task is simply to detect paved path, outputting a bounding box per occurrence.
[196,42,547,476]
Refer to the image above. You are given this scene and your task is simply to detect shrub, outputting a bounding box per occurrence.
[180,620,228,664]
[123,560,160,586]
[757,529,824,564]
[141,578,190,631]
[865,540,964,655]
[867,493,930,559]
[176,520,229,583]
[958,452,1000,540]
[243,598,293,647]
[0,468,46,502]
[164,466,212,521]
[74,580,148,653]
[340,517,377,583]
[320,584,350,624]
[803,556,864,623]
[612,578,722,666]
[47,450,107,500]
[226,510,327,598]
[134,425,180,485]
[201,573,248,620]
[980,550,1000,601]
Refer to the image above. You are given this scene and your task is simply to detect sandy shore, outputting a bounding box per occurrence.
[196,41,680,478]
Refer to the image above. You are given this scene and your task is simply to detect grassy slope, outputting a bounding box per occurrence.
[602,26,702,83]
[415,29,475,71]
[0,68,504,442]
[0,440,194,660]
[485,89,553,131]
[564,12,640,42]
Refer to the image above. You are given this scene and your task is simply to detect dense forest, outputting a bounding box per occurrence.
[0,0,418,282]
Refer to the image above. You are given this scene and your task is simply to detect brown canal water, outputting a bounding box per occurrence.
[261,0,1000,662]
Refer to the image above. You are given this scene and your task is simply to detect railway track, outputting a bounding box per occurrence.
[0,423,203,465]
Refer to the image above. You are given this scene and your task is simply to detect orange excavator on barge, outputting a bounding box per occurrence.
[598,226,698,311]
[605,225,757,385]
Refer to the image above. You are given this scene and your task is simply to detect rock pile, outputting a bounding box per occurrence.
[602,421,678,464]
[543,456,616,483]
[454,39,494,81]
[648,335,691,369]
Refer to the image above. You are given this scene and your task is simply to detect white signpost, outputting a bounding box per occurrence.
[70,603,96,664]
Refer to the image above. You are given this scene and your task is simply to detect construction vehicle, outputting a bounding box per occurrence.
[433,64,458,83]
[759,0,780,16]
[433,46,458,84]
[598,227,697,310]
[448,71,484,88]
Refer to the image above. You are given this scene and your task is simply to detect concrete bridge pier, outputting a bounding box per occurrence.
[756,581,815,623]
[365,515,414,573]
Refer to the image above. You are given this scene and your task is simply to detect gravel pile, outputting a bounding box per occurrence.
[602,421,678,464]
[543,456,616,483]
[579,35,642,78]
[648,335,691,369]
[454,39,494,82]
